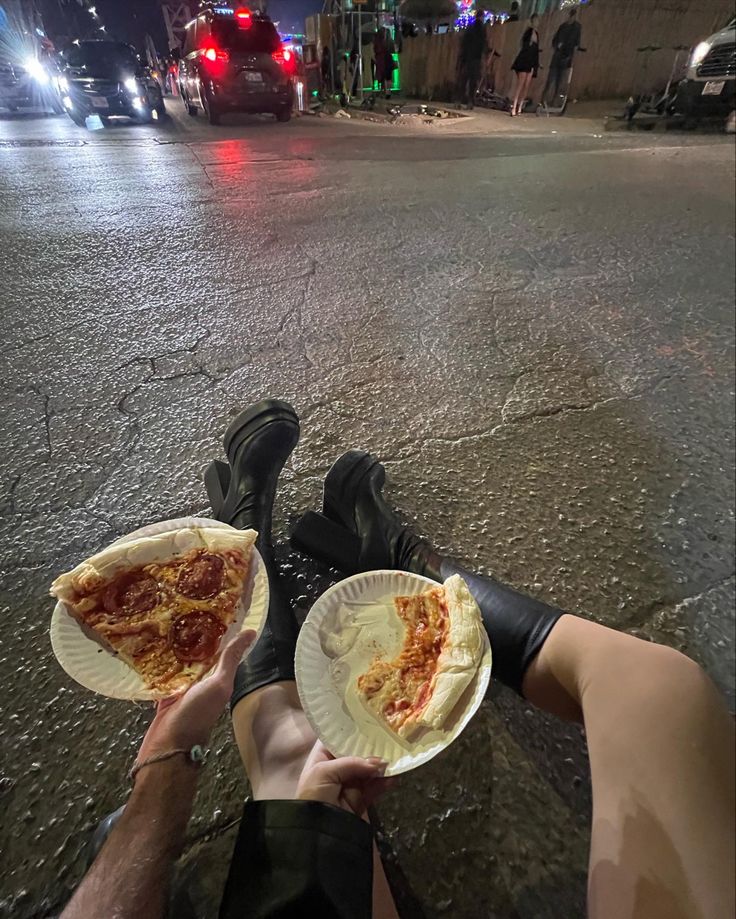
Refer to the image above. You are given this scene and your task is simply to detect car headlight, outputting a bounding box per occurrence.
[690,40,712,68]
[124,77,138,93]
[25,58,49,85]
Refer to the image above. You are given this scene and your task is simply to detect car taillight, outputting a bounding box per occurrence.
[272,47,295,74]
[202,45,229,64]
[235,7,252,28]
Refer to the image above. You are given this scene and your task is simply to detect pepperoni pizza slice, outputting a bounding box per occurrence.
[50,527,257,696]
[356,575,485,738]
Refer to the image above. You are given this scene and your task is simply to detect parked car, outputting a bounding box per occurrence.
[675,18,735,118]
[178,5,295,124]
[59,41,165,126]
[0,55,63,114]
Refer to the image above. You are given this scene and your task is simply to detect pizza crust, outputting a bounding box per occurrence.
[50,527,257,602]
[408,574,484,733]
[356,574,485,739]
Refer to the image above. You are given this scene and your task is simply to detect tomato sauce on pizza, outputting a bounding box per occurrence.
[356,576,485,738]
[51,529,257,696]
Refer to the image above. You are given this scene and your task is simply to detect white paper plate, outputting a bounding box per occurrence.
[295,570,492,776]
[50,516,269,700]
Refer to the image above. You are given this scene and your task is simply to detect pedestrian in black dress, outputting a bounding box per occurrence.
[510,14,540,116]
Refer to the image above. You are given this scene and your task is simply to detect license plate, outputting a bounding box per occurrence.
[702,81,725,96]
[245,71,263,83]
[90,95,108,108]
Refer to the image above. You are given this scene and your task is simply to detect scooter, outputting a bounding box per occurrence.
[623,44,688,122]
[536,48,586,116]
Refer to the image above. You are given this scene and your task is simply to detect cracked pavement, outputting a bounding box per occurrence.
[0,107,734,919]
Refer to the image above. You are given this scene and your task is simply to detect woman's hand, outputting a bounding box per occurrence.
[296,742,394,818]
[136,629,256,766]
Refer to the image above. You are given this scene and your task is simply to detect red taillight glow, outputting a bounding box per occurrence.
[272,47,296,73]
[235,7,252,27]
[202,44,229,64]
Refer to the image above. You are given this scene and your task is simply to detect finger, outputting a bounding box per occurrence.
[311,756,387,788]
[215,629,257,683]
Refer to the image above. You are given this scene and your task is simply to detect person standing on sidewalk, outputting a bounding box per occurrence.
[457,9,488,109]
[542,5,582,106]
[510,13,540,116]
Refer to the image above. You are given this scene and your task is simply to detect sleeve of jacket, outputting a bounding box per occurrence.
[219,799,374,919]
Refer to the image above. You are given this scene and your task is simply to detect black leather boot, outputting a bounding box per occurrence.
[291,450,443,578]
[204,399,301,708]
[291,450,564,695]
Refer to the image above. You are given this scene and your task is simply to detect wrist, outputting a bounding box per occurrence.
[131,753,201,797]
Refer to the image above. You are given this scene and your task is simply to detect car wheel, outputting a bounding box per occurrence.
[135,105,154,124]
[68,108,87,127]
[154,99,167,120]
[202,89,221,125]
[182,90,197,116]
[276,106,292,123]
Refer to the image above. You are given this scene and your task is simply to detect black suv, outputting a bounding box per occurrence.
[59,41,165,126]
[179,5,294,124]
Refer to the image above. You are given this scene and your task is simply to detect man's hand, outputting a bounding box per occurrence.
[296,742,394,818]
[137,629,256,766]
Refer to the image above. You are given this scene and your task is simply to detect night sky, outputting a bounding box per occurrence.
[41,0,320,48]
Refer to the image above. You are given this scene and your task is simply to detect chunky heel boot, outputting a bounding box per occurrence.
[204,399,301,708]
[290,450,441,578]
[292,449,564,695]
[204,459,231,520]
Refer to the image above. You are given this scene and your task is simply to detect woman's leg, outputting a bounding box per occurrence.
[510,71,521,114]
[517,71,532,115]
[292,450,735,917]
[231,687,400,919]
[523,615,735,919]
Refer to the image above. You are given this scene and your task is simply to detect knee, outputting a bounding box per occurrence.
[643,643,723,715]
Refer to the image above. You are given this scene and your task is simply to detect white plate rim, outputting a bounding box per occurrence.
[295,569,492,776]
[49,516,269,700]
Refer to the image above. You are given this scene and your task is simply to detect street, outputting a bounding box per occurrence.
[1,102,734,918]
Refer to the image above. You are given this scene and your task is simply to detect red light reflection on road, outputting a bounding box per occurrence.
[194,137,318,191]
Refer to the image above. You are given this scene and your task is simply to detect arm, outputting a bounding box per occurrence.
[62,759,198,919]
[62,629,256,919]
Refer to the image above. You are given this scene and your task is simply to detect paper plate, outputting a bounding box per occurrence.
[295,570,492,776]
[50,516,269,701]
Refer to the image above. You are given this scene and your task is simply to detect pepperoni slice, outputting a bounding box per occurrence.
[169,610,225,662]
[102,573,159,616]
[177,553,225,600]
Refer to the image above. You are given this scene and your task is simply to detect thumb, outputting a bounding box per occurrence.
[216,629,257,683]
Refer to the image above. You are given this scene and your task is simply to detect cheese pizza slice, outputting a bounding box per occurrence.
[50,526,257,696]
[356,574,484,738]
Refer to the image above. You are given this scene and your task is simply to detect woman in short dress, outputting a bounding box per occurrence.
[510,13,540,116]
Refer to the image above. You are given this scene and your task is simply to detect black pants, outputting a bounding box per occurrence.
[543,62,571,105]
[459,61,482,107]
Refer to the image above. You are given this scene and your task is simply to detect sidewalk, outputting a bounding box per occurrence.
[321,94,625,136]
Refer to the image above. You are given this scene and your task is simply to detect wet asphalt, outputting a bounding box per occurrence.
[0,103,734,919]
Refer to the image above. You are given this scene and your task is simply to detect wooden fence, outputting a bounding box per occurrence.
[398,0,734,101]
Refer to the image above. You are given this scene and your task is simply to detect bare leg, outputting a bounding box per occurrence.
[519,72,533,112]
[232,683,400,919]
[510,72,522,114]
[523,616,735,919]
[511,71,530,115]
